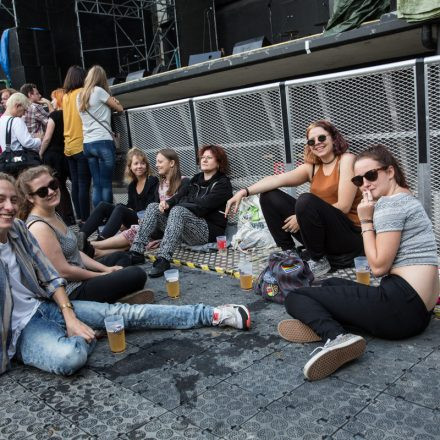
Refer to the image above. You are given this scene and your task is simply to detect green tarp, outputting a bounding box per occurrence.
[324,0,391,36]
[397,0,440,22]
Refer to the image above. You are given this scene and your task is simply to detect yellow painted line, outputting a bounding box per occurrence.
[200,264,209,271]
[186,262,196,269]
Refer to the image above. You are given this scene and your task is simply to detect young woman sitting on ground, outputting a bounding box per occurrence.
[0,172,250,376]
[78,147,158,253]
[277,144,438,381]
[90,148,187,257]
[225,120,363,277]
[129,144,233,277]
[17,166,152,304]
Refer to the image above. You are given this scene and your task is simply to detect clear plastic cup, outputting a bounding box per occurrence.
[164,269,180,299]
[238,261,253,290]
[216,235,227,255]
[354,256,370,285]
[104,315,126,353]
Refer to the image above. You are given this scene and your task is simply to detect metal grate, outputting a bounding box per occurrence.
[425,57,440,248]
[193,85,285,191]
[127,100,198,178]
[286,63,418,197]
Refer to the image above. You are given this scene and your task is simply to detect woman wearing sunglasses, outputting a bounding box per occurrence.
[278,144,438,381]
[225,120,362,277]
[17,166,153,304]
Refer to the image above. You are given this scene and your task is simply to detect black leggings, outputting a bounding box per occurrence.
[260,190,363,261]
[70,253,147,303]
[81,202,139,239]
[284,275,432,341]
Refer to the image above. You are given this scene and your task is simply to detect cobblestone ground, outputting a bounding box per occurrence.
[1,263,439,439]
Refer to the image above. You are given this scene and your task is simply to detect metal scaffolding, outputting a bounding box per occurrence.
[75,0,180,75]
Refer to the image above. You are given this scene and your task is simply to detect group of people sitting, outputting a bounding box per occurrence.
[0,116,438,382]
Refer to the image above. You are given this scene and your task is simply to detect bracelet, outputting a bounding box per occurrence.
[361,229,375,235]
[59,302,74,311]
[243,188,250,197]
[360,219,373,224]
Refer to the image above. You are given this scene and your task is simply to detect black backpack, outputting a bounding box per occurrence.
[254,250,314,304]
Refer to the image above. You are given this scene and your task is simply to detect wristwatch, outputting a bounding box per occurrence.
[59,302,74,311]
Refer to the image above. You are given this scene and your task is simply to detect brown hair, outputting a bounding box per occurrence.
[63,65,86,93]
[157,148,182,197]
[0,172,15,185]
[354,144,409,189]
[19,83,38,98]
[125,148,151,182]
[304,120,349,164]
[16,165,54,220]
[198,144,229,174]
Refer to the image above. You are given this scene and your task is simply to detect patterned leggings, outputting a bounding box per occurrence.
[130,203,209,260]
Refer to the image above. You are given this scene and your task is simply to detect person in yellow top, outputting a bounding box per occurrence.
[62,66,91,223]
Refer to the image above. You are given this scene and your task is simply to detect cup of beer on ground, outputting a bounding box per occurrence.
[164,268,180,299]
[354,256,370,285]
[216,235,227,256]
[238,261,253,290]
[104,315,126,353]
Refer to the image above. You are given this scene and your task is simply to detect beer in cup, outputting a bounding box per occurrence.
[164,269,180,299]
[354,256,370,286]
[104,315,126,353]
[238,261,253,290]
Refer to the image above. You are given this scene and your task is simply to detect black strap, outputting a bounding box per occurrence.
[5,117,14,153]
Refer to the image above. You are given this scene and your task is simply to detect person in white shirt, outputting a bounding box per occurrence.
[77,65,123,208]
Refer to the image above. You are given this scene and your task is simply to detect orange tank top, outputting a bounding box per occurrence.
[310,157,361,226]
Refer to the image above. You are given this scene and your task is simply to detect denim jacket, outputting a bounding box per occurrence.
[0,219,66,374]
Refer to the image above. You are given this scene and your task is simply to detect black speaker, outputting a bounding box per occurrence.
[232,36,271,55]
[10,65,61,98]
[13,0,49,28]
[188,51,222,66]
[8,28,56,68]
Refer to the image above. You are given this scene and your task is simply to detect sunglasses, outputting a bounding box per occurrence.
[351,166,388,187]
[29,179,60,198]
[307,134,327,147]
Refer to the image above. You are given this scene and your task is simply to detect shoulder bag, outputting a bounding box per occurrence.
[85,109,121,150]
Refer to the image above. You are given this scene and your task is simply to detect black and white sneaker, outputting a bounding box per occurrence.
[149,257,170,277]
[212,304,251,330]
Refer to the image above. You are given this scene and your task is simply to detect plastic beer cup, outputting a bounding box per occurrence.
[354,256,370,286]
[216,235,227,255]
[164,269,180,299]
[104,315,126,353]
[238,261,253,290]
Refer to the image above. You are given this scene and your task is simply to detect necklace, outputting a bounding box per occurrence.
[321,156,337,165]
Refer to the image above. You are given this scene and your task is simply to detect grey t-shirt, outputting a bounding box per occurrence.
[78,86,112,143]
[374,193,438,268]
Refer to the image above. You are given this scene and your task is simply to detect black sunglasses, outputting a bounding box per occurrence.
[29,179,60,198]
[351,166,388,187]
[307,134,327,147]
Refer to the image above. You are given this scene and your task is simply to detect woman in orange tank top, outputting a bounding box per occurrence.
[225,120,363,277]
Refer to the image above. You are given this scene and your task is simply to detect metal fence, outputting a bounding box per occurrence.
[113,56,440,246]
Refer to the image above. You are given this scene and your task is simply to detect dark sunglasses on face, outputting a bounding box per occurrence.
[351,166,388,187]
[307,134,327,147]
[29,179,60,198]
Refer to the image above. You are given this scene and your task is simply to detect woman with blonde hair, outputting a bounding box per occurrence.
[39,88,75,225]
[78,147,158,250]
[78,65,123,207]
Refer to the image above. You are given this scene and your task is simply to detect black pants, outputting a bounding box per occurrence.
[43,150,76,226]
[284,275,432,341]
[260,190,363,261]
[70,253,147,303]
[81,201,139,239]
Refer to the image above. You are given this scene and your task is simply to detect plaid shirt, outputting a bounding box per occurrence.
[23,103,49,135]
[0,219,66,374]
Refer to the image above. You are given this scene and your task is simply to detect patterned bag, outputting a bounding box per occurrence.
[254,250,314,304]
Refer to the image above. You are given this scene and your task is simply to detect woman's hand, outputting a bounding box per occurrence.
[225,190,247,216]
[159,200,169,213]
[282,214,300,233]
[357,190,376,221]
[104,265,123,273]
[65,316,96,343]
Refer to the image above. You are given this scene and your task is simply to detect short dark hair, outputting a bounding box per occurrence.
[354,144,409,189]
[199,144,229,174]
[19,83,37,98]
[63,65,86,93]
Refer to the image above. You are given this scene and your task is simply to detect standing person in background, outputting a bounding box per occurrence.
[0,88,16,116]
[62,65,91,224]
[78,65,123,208]
[19,83,53,135]
[39,88,75,226]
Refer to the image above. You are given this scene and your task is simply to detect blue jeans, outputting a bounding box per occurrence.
[66,152,91,222]
[83,140,115,207]
[16,301,214,376]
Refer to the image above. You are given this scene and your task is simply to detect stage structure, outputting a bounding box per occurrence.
[75,0,180,78]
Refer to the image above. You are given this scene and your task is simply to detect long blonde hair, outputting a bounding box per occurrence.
[78,65,111,112]
[125,148,152,182]
[16,166,54,220]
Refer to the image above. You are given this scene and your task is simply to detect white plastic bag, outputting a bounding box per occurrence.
[231,195,276,251]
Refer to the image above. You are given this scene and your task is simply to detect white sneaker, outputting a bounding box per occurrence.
[212,304,251,330]
[307,256,331,277]
[303,333,366,381]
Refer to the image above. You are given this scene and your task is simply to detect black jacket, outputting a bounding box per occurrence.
[167,171,232,241]
[126,176,159,212]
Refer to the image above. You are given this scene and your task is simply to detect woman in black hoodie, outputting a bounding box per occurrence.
[129,144,232,277]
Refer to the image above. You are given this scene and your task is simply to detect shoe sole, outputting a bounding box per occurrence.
[303,336,366,381]
[278,319,321,343]
[119,289,155,305]
[229,304,251,330]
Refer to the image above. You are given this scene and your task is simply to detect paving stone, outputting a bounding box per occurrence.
[344,393,440,439]
[86,338,140,368]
